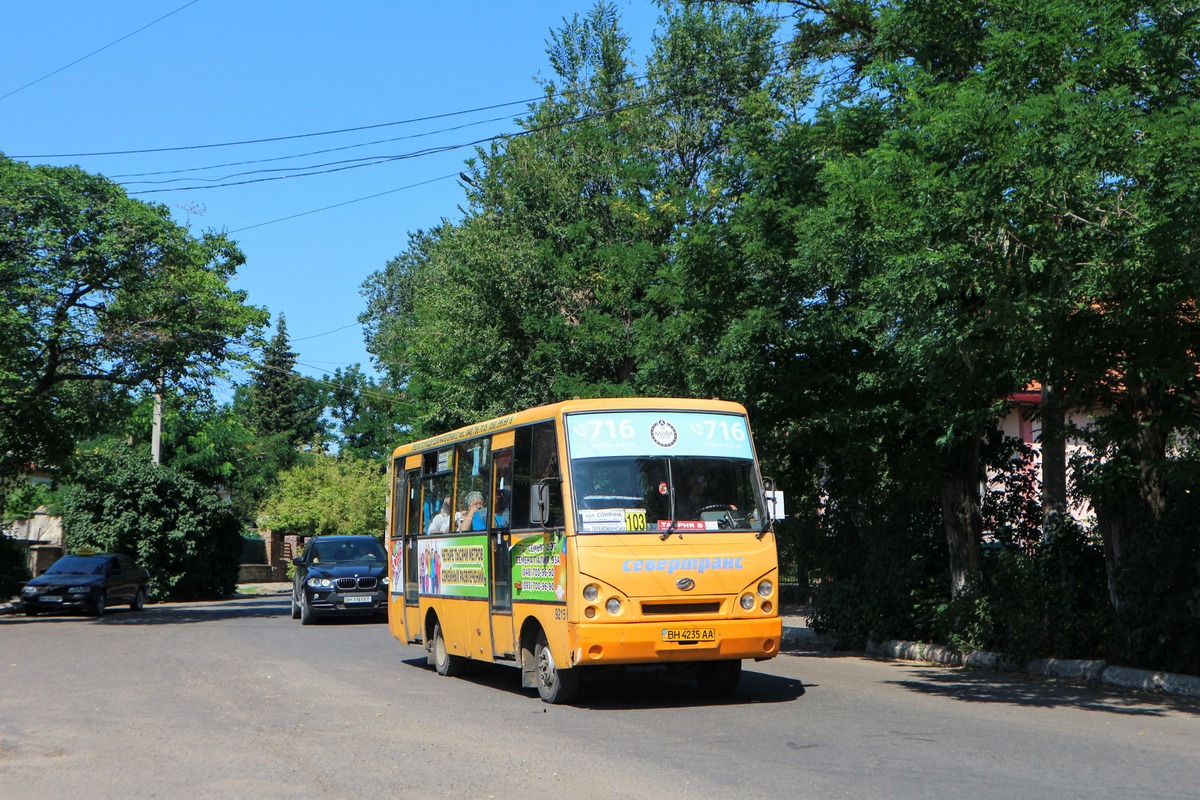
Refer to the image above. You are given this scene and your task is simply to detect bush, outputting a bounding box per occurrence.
[800,486,948,649]
[936,525,1112,662]
[0,534,30,599]
[1111,482,1200,675]
[60,447,243,600]
[3,480,61,522]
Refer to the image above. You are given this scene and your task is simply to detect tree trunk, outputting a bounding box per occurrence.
[939,433,983,598]
[1040,382,1067,537]
[1094,383,1169,612]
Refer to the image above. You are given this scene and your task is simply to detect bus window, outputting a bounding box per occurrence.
[493,449,513,530]
[423,473,453,534]
[455,438,492,531]
[513,422,561,529]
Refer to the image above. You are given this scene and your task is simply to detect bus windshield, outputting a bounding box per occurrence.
[571,455,764,533]
[565,409,765,534]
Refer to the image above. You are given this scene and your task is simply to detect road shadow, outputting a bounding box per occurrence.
[3,594,386,627]
[881,662,1200,717]
[396,655,805,708]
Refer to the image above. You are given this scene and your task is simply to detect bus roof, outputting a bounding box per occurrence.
[389,397,750,459]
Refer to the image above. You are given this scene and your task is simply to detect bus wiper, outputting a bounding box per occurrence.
[757,520,771,540]
[660,517,679,540]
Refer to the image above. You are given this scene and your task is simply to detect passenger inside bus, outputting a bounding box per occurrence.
[459,491,487,531]
[493,489,510,528]
[428,497,451,533]
[676,473,709,519]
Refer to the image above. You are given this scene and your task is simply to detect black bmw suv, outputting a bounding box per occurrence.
[291,535,388,625]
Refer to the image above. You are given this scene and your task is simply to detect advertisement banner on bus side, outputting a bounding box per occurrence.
[417,536,488,598]
[511,533,566,602]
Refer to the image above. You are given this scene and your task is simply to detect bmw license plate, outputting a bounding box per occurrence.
[343,595,372,604]
[661,627,715,642]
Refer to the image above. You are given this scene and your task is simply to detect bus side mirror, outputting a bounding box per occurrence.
[762,477,786,521]
[532,477,560,528]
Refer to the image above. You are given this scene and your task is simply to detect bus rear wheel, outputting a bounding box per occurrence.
[696,659,742,697]
[534,630,579,704]
[432,622,465,677]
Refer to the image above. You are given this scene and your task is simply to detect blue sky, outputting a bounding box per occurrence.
[1,0,663,400]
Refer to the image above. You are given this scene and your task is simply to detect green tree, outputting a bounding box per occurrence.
[257,452,387,537]
[245,315,325,449]
[60,446,243,599]
[362,2,785,435]
[0,156,268,505]
[323,365,407,462]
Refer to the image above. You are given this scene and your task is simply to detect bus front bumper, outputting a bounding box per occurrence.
[570,617,782,666]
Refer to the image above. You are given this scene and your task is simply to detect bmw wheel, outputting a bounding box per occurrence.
[299,590,315,625]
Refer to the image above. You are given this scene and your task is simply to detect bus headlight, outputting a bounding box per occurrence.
[605,597,622,615]
[757,580,773,598]
[583,584,599,602]
[739,593,756,611]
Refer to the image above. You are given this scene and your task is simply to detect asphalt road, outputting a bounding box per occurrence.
[1,594,1198,800]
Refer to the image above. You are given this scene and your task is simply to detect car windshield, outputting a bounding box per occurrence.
[45,556,106,575]
[310,540,386,564]
[571,455,764,533]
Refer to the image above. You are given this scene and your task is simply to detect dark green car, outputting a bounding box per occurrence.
[21,553,150,617]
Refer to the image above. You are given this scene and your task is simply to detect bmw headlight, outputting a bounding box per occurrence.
[381,575,389,585]
[69,586,93,594]
[306,577,332,588]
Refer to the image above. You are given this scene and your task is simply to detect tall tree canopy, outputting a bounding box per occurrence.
[0,155,268,497]
[361,2,785,438]
[244,315,325,448]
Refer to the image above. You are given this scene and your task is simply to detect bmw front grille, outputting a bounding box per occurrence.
[335,577,378,590]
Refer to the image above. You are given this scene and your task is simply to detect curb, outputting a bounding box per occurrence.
[851,632,1200,701]
[780,623,1200,700]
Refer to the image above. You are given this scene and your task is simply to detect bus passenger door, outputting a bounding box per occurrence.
[490,443,516,658]
[402,467,422,643]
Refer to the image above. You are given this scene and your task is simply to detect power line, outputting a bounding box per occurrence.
[11,97,545,159]
[229,173,459,233]
[291,322,362,341]
[0,0,203,103]
[108,112,520,180]
[13,38,792,161]
[124,54,799,196]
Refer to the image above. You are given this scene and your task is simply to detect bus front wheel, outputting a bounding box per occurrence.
[534,630,579,704]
